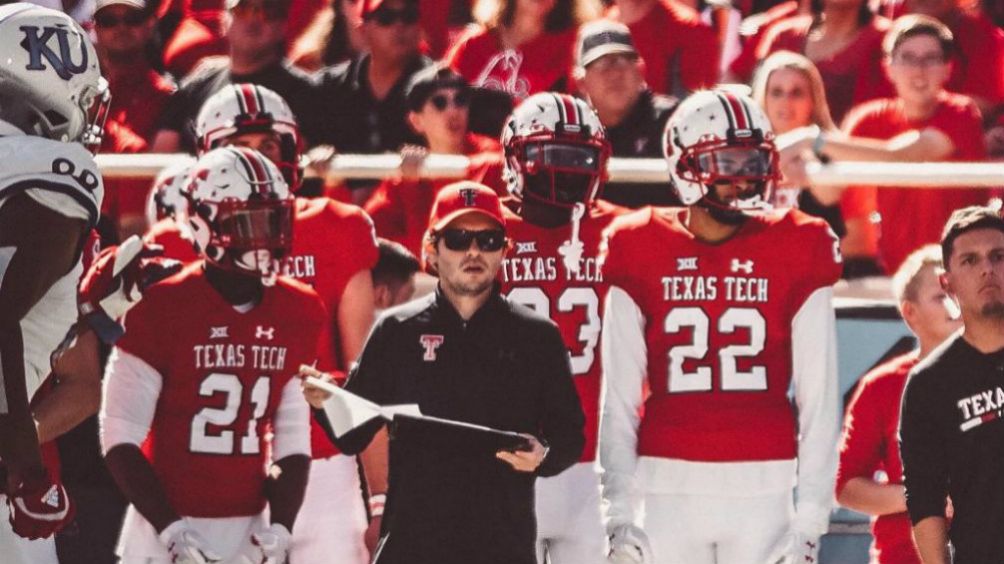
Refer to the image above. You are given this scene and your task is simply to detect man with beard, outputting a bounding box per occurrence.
[900,206,1004,564]
[314,181,585,564]
[599,89,842,564]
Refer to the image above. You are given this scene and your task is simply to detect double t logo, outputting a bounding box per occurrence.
[20,25,88,80]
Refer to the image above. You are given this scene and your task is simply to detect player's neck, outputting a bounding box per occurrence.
[204,263,264,307]
[684,206,743,244]
[521,199,573,228]
[961,316,1004,354]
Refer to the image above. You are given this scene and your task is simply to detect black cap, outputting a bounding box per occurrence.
[576,20,639,68]
[405,65,469,112]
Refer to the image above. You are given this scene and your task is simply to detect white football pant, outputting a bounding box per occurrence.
[535,461,606,564]
[291,454,368,564]
[0,497,58,564]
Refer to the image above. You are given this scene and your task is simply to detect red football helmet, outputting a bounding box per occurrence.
[195,84,303,189]
[502,93,611,209]
[180,147,294,284]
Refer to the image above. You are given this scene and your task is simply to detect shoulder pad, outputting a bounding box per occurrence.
[0,137,103,226]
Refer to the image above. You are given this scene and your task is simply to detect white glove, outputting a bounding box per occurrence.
[608,523,653,564]
[784,532,820,564]
[159,520,222,564]
[230,523,292,564]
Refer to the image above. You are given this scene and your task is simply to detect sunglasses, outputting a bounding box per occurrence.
[439,228,506,252]
[94,10,147,27]
[368,5,420,26]
[428,90,470,111]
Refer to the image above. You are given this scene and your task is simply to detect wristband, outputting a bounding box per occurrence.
[812,131,827,159]
[369,494,386,518]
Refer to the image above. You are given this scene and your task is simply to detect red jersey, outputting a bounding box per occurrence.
[445,26,577,102]
[841,92,989,272]
[600,207,841,462]
[117,264,324,517]
[365,134,504,257]
[284,198,378,459]
[837,352,922,564]
[606,0,720,95]
[757,15,891,123]
[500,200,623,463]
[144,219,200,263]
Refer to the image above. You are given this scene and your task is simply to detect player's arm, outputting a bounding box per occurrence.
[835,379,907,516]
[784,126,955,163]
[599,286,648,525]
[32,329,102,444]
[265,377,312,531]
[337,269,376,365]
[790,285,841,538]
[100,347,180,532]
[0,194,87,485]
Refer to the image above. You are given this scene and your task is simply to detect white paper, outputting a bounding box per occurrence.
[305,376,422,438]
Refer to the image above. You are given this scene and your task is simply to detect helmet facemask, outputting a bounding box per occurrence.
[509,134,609,209]
[675,132,779,220]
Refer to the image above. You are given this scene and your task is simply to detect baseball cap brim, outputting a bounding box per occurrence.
[95,0,147,12]
[432,208,505,233]
[580,44,639,68]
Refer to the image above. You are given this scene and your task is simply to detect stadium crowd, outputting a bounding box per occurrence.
[1,0,1003,562]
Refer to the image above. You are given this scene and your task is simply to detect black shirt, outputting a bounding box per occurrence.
[601,89,681,208]
[900,334,1004,563]
[313,54,432,153]
[334,286,585,564]
[156,58,320,153]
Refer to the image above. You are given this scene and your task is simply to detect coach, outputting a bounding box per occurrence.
[900,206,1004,564]
[332,181,585,564]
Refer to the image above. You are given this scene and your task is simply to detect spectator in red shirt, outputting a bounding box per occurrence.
[605,0,720,97]
[756,0,892,123]
[836,244,960,564]
[726,0,801,83]
[902,0,1004,116]
[781,15,990,275]
[444,0,599,102]
[94,0,178,239]
[365,65,504,256]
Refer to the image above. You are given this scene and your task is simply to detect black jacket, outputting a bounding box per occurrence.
[333,286,585,564]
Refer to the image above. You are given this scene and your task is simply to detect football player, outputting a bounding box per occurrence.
[498,92,620,564]
[191,84,377,563]
[0,2,110,555]
[101,146,325,564]
[599,89,842,564]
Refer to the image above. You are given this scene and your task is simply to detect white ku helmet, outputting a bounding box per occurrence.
[662,89,779,215]
[195,84,303,188]
[502,92,610,209]
[180,147,294,285]
[0,3,110,150]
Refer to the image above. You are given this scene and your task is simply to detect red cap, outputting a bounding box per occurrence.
[427,181,506,234]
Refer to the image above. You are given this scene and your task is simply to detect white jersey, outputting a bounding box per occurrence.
[0,134,103,400]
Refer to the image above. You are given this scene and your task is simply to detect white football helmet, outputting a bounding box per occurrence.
[0,3,110,150]
[195,84,302,188]
[180,147,293,284]
[145,161,193,225]
[502,92,610,209]
[662,89,779,213]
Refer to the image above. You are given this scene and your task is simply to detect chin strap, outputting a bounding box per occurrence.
[558,202,586,275]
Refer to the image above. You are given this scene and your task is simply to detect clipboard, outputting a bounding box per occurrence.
[390,413,532,457]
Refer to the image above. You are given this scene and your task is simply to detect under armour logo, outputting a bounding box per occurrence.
[20,25,89,80]
[515,241,537,254]
[255,326,274,340]
[459,188,478,207]
[730,258,754,274]
[210,326,228,339]
[677,257,698,271]
[42,485,60,508]
[419,334,444,361]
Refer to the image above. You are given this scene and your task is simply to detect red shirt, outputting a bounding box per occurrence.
[837,352,922,564]
[364,134,504,257]
[99,120,150,231]
[105,63,176,145]
[727,0,799,82]
[445,26,578,102]
[840,92,988,272]
[500,200,624,463]
[600,208,841,462]
[944,10,1004,107]
[758,15,891,123]
[117,264,325,517]
[606,0,720,95]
